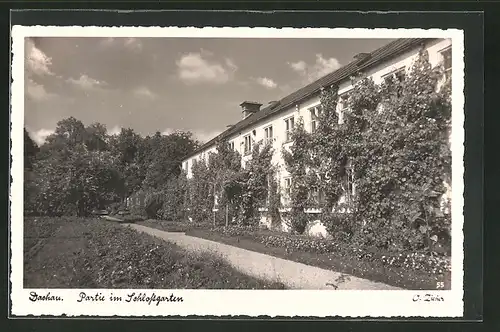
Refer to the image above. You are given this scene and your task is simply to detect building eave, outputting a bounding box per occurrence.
[182,38,434,162]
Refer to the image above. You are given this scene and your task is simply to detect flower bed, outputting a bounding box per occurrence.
[183,224,451,288]
[24,217,286,289]
[257,233,451,275]
[134,220,451,288]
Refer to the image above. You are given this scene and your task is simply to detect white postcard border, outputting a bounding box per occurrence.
[10,26,465,317]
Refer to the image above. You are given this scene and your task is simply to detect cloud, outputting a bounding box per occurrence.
[288,54,341,83]
[107,125,122,136]
[162,127,221,144]
[176,51,237,85]
[28,128,55,146]
[133,86,157,99]
[288,60,307,73]
[25,38,54,76]
[254,77,278,89]
[224,58,238,72]
[99,37,115,46]
[67,74,107,90]
[161,127,190,137]
[26,79,56,101]
[124,38,142,52]
[161,128,175,136]
[193,129,222,144]
[100,37,142,52]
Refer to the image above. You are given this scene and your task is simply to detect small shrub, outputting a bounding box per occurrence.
[323,212,355,242]
[204,223,451,276]
[119,214,146,223]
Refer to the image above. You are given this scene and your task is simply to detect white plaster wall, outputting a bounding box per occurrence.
[183,38,454,231]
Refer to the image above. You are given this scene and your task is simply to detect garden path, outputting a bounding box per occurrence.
[125,223,402,290]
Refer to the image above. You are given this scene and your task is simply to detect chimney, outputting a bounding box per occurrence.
[240,101,262,119]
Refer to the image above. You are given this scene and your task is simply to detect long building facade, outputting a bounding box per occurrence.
[181,38,452,236]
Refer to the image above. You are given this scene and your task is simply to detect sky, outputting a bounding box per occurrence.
[24,36,395,145]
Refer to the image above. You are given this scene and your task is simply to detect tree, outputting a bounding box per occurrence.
[26,117,125,216]
[24,128,39,170]
[30,147,124,216]
[140,131,198,190]
[108,128,144,197]
[85,122,109,151]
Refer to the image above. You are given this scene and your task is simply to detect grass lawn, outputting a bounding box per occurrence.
[136,220,451,290]
[24,217,286,289]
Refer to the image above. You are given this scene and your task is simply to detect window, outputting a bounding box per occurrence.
[338,94,350,124]
[440,47,452,81]
[284,117,295,142]
[309,106,321,132]
[264,125,273,145]
[229,141,235,150]
[382,67,406,84]
[244,134,252,155]
[344,163,355,202]
[284,178,292,201]
[265,174,271,205]
[382,67,406,98]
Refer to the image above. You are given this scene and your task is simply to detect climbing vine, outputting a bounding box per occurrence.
[208,140,244,225]
[285,50,452,252]
[238,142,275,226]
[186,159,212,223]
[267,173,282,230]
[282,118,314,234]
[183,50,452,253]
[185,139,275,227]
[348,50,452,252]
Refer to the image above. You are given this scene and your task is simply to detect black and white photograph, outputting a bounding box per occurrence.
[11,25,465,317]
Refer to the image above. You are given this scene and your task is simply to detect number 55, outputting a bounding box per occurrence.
[436,282,444,289]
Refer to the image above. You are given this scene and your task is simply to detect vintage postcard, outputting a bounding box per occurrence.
[11,25,464,317]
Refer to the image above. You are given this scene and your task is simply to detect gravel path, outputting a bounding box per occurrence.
[125,223,402,290]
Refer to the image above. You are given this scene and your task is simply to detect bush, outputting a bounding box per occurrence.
[259,233,340,254]
[202,224,451,276]
[323,212,355,242]
[211,224,259,237]
[287,209,310,235]
[119,214,146,223]
[256,232,450,275]
[158,177,188,221]
[144,192,163,219]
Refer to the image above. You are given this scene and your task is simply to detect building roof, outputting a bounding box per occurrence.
[184,38,433,160]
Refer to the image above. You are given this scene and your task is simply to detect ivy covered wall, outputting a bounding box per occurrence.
[182,40,453,253]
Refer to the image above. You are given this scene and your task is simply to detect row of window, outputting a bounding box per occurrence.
[241,99,347,155]
[187,46,452,168]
